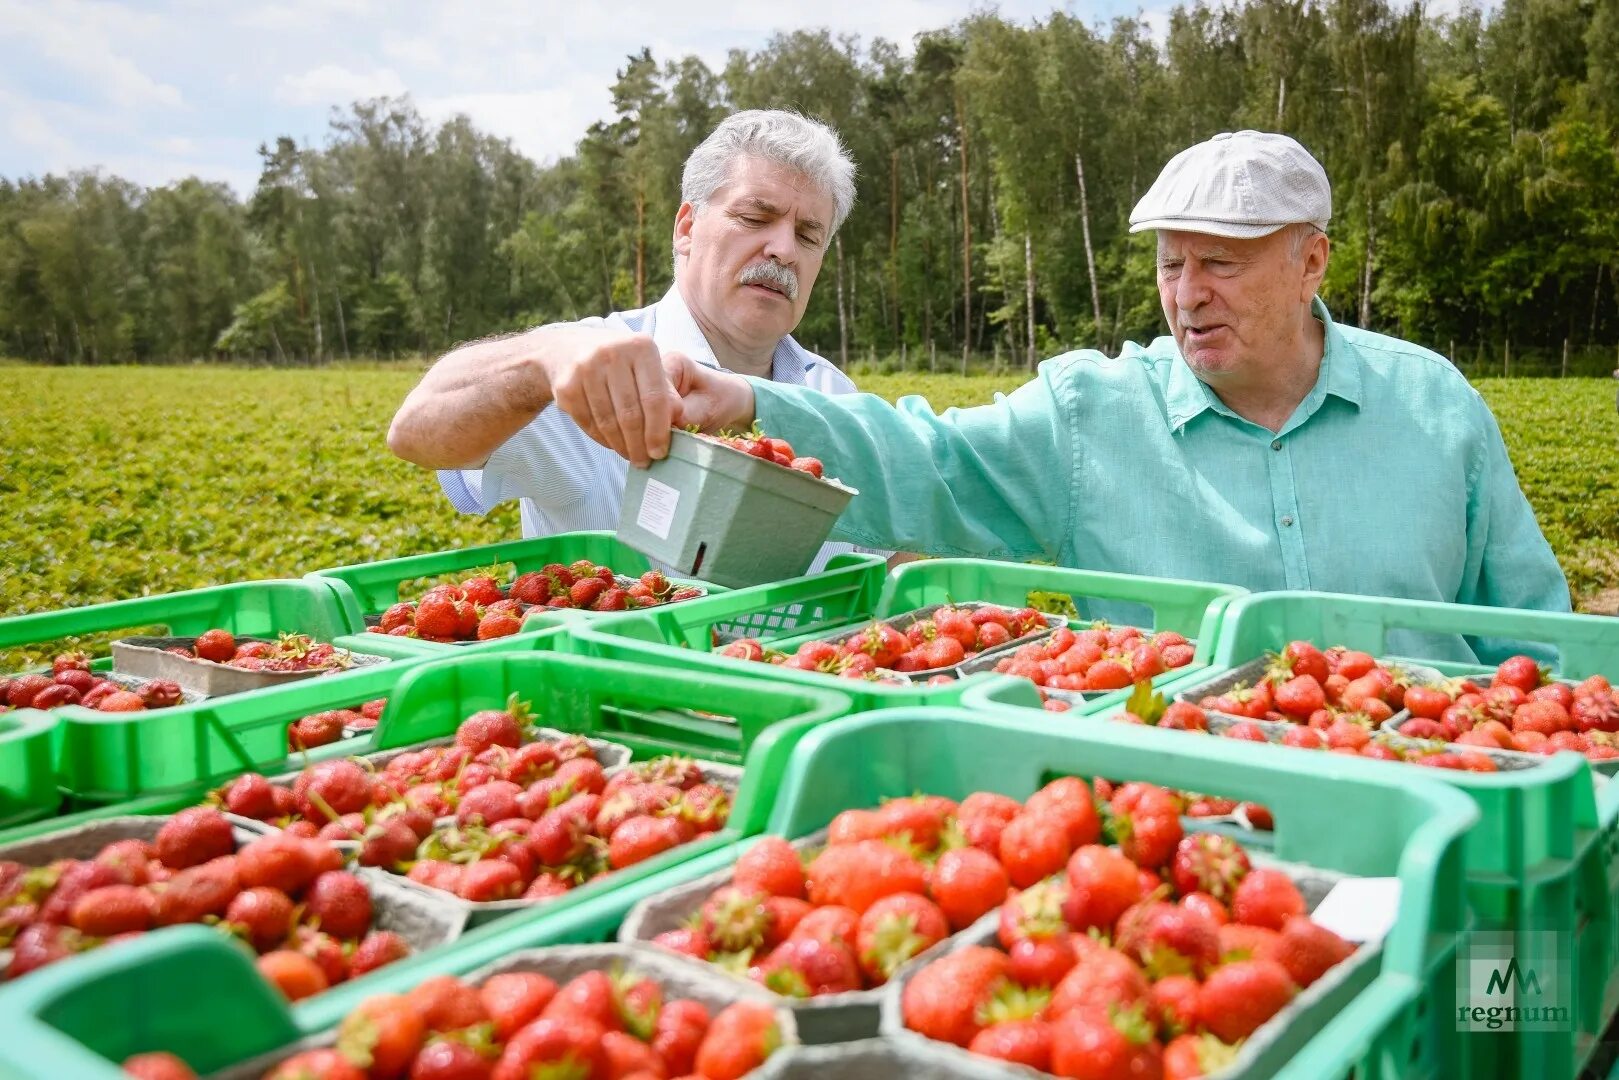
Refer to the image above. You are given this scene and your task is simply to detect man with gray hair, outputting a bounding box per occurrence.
[558,129,1570,658]
[389,109,886,570]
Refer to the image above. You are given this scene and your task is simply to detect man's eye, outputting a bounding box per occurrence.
[739,216,764,226]
[1159,262,1183,274]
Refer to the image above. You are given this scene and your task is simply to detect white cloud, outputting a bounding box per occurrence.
[276,63,409,107]
[0,0,184,109]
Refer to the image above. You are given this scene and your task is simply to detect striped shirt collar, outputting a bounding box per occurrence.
[649,285,818,386]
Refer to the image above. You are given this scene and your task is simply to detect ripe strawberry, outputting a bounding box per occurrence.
[304,871,372,939]
[1272,674,1325,719]
[257,948,329,1001]
[1198,958,1297,1042]
[1064,845,1145,932]
[341,931,407,981]
[1230,869,1305,930]
[401,974,488,1033]
[334,993,426,1080]
[999,812,1074,889]
[609,815,688,869]
[970,1019,1053,1071]
[454,695,531,754]
[695,1000,782,1079]
[825,808,886,844]
[69,884,154,936]
[405,1040,493,1080]
[470,970,556,1041]
[121,1052,200,1080]
[236,835,318,894]
[192,629,236,663]
[1008,931,1081,988]
[263,1049,365,1080]
[757,934,863,996]
[224,886,295,952]
[806,839,929,914]
[154,807,236,870]
[1257,915,1356,987]
[554,756,607,795]
[1169,834,1251,904]
[1048,947,1151,1019]
[902,945,1013,1046]
[293,760,372,821]
[29,683,82,709]
[477,611,523,640]
[1049,1004,1163,1080]
[1109,783,1184,870]
[1115,901,1221,979]
[789,904,861,949]
[1151,973,1204,1037]
[1494,655,1546,693]
[855,891,949,983]
[53,668,96,694]
[1025,776,1103,848]
[700,885,774,952]
[650,997,710,1075]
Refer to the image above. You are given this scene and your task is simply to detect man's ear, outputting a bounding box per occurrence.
[1300,230,1330,303]
[673,202,697,260]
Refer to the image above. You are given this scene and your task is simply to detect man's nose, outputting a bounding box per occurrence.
[1174,262,1212,310]
[760,219,798,264]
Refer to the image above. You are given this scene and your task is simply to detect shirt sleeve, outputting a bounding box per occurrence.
[751,357,1077,561]
[1455,396,1572,662]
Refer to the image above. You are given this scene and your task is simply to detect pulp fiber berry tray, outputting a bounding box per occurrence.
[110,636,391,697]
[773,602,1068,681]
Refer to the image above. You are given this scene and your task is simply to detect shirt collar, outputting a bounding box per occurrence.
[648,285,814,384]
[1164,296,1361,431]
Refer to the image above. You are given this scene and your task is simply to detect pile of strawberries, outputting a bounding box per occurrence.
[900,781,1357,1079]
[718,604,1050,679]
[170,629,356,674]
[648,783,1128,997]
[217,698,731,904]
[699,424,826,480]
[996,623,1196,697]
[0,651,181,713]
[121,968,785,1080]
[1392,657,1619,762]
[287,697,387,751]
[369,565,703,643]
[0,807,410,994]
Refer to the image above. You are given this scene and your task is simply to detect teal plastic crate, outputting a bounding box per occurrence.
[0,711,59,829]
[307,530,723,655]
[574,555,1241,713]
[758,707,1476,1079]
[1197,590,1619,1080]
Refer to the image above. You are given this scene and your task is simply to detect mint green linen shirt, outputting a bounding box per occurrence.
[751,301,1570,661]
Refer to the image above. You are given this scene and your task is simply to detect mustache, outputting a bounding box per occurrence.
[738,260,799,301]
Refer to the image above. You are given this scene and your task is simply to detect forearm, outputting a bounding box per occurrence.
[388,328,562,470]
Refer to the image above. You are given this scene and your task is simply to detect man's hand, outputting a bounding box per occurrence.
[542,331,680,467]
[663,353,757,441]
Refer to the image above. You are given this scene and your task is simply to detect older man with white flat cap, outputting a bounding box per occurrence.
[560,131,1572,657]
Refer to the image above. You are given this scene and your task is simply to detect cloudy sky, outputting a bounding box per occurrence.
[0,0,1170,195]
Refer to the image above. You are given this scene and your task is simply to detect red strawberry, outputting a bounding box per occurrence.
[1008,931,1081,988]
[930,846,1011,930]
[121,1052,200,1080]
[733,836,806,899]
[1025,776,1103,849]
[758,934,863,996]
[69,884,154,936]
[1230,869,1305,930]
[695,1001,782,1079]
[1115,901,1221,979]
[491,1016,605,1080]
[304,871,373,939]
[335,993,426,1080]
[608,814,688,869]
[653,998,710,1075]
[236,835,318,894]
[1272,674,1325,719]
[1049,1004,1163,1080]
[901,945,1012,1047]
[1257,915,1356,987]
[1198,958,1297,1042]
[653,925,712,959]
[805,839,929,914]
[456,860,525,903]
[455,696,531,753]
[257,949,330,1002]
[1063,845,1144,932]
[1000,812,1074,889]
[154,808,236,870]
[224,886,295,952]
[855,892,949,983]
[293,760,372,821]
[263,1049,364,1080]
[701,885,774,953]
[1048,947,1151,1019]
[1151,973,1204,1037]
[193,629,236,663]
[478,970,558,1040]
[1169,834,1251,904]
[1494,655,1546,693]
[825,808,885,844]
[1109,783,1183,870]
[789,904,861,948]
[405,1040,493,1080]
[970,1019,1053,1070]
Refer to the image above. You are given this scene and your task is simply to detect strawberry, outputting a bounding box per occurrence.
[154,808,236,870]
[701,886,774,952]
[1169,834,1251,904]
[1063,845,1144,932]
[1274,640,1330,685]
[874,795,952,849]
[96,690,148,712]
[1008,932,1081,988]
[476,971,558,1040]
[7,923,87,977]
[490,1015,606,1080]
[1048,947,1151,1019]
[151,860,240,925]
[293,760,372,821]
[608,814,688,869]
[1109,783,1183,870]
[1257,915,1356,987]
[476,612,522,639]
[855,891,949,983]
[758,934,863,996]
[36,859,123,923]
[335,993,426,1080]
[1198,958,1297,1042]
[455,695,532,753]
[789,904,861,948]
[733,836,806,900]
[1025,776,1103,848]
[696,1000,782,1079]
[192,629,236,663]
[929,845,1011,930]
[1230,869,1305,930]
[69,884,154,936]
[1272,674,1325,719]
[29,683,81,709]
[304,871,372,939]
[1115,900,1221,978]
[257,948,329,1001]
[569,578,609,608]
[224,886,295,952]
[902,945,1013,1046]
[406,1041,493,1079]
[653,997,711,1074]
[825,808,885,844]
[1494,654,1546,693]
[806,839,929,914]
[121,1052,199,1080]
[554,756,607,795]
[1151,973,1203,1037]
[1162,1033,1241,1080]
[263,1049,365,1080]
[1000,812,1074,889]
[236,835,318,894]
[1049,1003,1163,1080]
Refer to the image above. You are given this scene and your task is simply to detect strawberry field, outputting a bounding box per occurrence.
[4,364,1616,670]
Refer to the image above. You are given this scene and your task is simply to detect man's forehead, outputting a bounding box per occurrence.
[1157,231,1265,258]
[716,159,831,218]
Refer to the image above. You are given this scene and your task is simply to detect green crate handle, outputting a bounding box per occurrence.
[881,558,1244,646]
[0,925,301,1076]
[0,579,362,650]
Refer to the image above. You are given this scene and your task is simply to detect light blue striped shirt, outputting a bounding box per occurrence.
[439,286,884,572]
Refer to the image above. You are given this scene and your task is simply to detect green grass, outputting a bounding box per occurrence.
[3,364,1614,668]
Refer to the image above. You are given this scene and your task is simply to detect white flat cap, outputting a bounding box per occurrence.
[1129,130,1331,239]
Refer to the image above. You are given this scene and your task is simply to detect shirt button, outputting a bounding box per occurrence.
[1271,440,1283,451]
[1281,515,1295,527]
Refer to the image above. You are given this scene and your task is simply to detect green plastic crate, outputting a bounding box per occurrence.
[0,711,60,829]
[1198,590,1619,1080]
[574,555,1242,714]
[755,707,1477,1079]
[307,530,723,655]
[0,837,753,1080]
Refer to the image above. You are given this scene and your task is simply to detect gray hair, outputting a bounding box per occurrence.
[1286,222,1325,262]
[681,110,856,241]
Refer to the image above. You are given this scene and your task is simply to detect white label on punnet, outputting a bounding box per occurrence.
[1309,877,1401,943]
[636,479,680,540]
